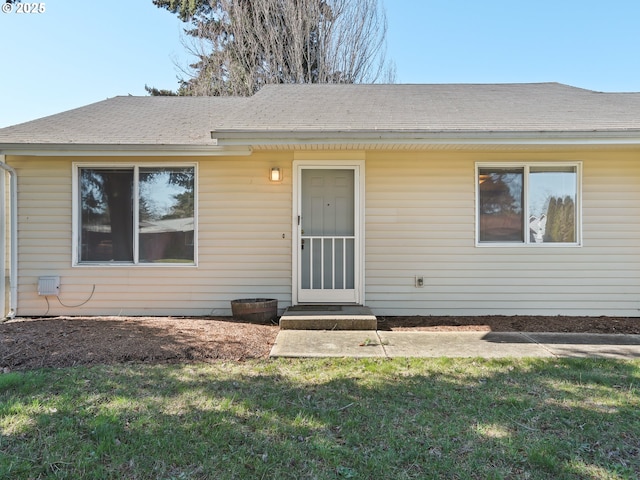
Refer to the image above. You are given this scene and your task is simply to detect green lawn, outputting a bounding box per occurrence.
[1,358,638,479]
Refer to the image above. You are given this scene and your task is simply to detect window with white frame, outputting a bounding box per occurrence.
[75,164,196,264]
[477,163,580,245]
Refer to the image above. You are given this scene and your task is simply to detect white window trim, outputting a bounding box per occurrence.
[72,162,198,267]
[475,162,582,247]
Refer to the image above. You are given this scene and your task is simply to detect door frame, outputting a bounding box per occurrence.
[292,160,365,305]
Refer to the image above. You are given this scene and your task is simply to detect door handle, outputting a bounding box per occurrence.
[301,239,305,250]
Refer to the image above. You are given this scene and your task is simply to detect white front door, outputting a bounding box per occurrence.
[295,164,362,304]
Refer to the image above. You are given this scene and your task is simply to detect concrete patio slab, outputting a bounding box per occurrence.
[270,330,385,357]
[376,332,556,358]
[524,333,640,359]
[269,330,640,359]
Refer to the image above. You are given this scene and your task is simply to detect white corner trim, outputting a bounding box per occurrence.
[0,155,17,318]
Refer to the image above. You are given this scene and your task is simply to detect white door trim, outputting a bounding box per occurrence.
[292,160,365,305]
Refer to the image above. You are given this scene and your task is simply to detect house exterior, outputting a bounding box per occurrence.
[1,82,640,318]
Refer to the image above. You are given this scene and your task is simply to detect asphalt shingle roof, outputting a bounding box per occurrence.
[0,96,247,146]
[1,83,640,147]
[240,83,640,133]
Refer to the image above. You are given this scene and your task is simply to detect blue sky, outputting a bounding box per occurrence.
[1,0,639,127]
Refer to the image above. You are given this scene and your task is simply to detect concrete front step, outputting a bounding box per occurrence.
[279,305,377,330]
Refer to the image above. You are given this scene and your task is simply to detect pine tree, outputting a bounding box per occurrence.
[544,196,575,242]
[150,0,394,96]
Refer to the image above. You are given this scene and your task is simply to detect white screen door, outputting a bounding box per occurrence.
[297,167,359,303]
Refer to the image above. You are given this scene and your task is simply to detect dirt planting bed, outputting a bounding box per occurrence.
[2,315,638,371]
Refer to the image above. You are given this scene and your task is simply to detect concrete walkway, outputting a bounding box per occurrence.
[270,330,640,359]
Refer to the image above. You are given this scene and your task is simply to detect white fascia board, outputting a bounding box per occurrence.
[0,143,252,156]
[210,129,640,147]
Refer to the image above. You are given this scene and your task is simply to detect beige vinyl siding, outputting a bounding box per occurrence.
[365,149,640,317]
[8,146,640,318]
[9,153,293,316]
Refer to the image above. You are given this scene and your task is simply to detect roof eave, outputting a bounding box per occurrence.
[210,129,640,147]
[0,143,252,156]
[3,130,640,155]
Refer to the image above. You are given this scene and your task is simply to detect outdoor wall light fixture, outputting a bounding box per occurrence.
[270,167,282,182]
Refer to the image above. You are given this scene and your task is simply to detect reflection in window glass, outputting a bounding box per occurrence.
[80,169,134,262]
[139,168,195,263]
[78,165,195,264]
[478,165,578,244]
[478,168,524,242]
[528,167,576,243]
